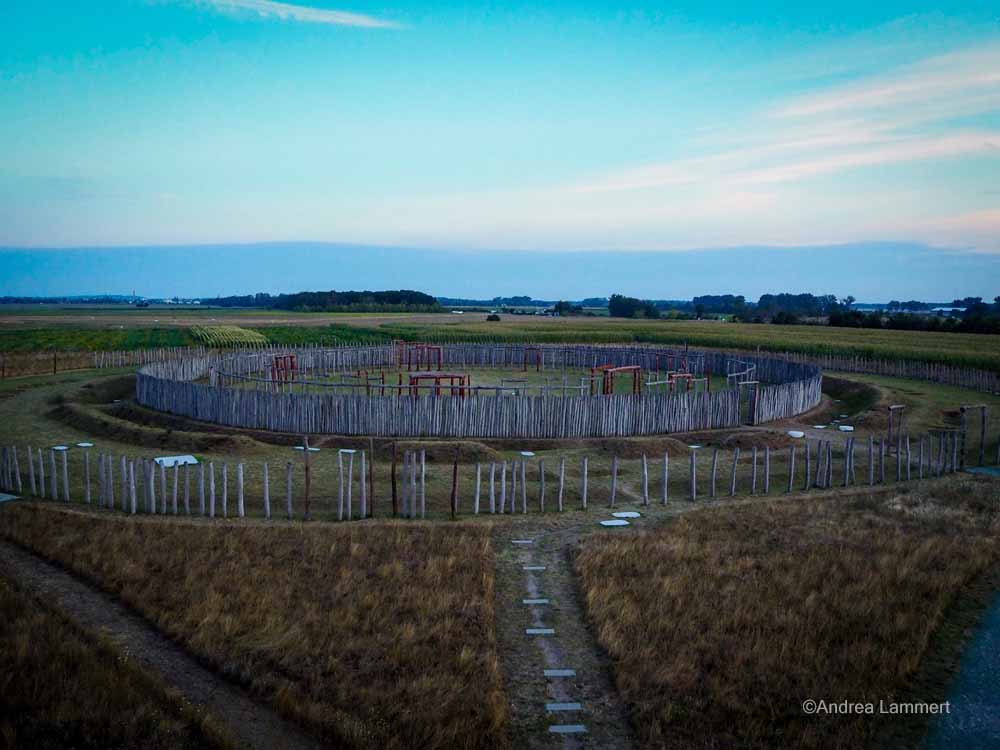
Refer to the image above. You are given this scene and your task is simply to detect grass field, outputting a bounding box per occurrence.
[576,478,999,749]
[0,507,507,750]
[0,572,231,750]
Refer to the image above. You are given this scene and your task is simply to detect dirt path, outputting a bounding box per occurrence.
[0,540,322,750]
[493,516,639,749]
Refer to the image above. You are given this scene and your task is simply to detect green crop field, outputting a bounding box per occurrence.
[2,306,999,373]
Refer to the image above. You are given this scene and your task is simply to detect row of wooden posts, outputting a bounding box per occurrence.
[3,429,995,520]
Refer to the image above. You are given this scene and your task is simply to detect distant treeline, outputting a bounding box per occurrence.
[202,290,440,313]
[437,296,609,308]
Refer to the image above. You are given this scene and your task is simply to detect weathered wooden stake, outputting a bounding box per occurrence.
[609,455,618,507]
[61,450,70,502]
[390,442,398,518]
[489,462,496,514]
[750,446,758,494]
[689,448,697,501]
[520,459,527,514]
[222,463,229,518]
[905,436,911,481]
[237,463,245,518]
[420,450,426,519]
[263,462,271,519]
[346,451,354,521]
[129,460,137,514]
[450,447,460,520]
[710,449,718,498]
[360,451,367,519]
[474,463,481,514]
[83,449,91,504]
[662,452,669,504]
[209,462,216,517]
[803,442,811,490]
[499,460,507,514]
[49,449,57,500]
[285,460,293,519]
[199,462,206,515]
[538,459,545,513]
[183,463,190,514]
[787,445,795,492]
[172,463,180,515]
[27,446,36,496]
[558,457,565,512]
[764,446,770,494]
[581,456,589,509]
[730,447,740,496]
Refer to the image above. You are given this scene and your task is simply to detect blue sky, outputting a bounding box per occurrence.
[1,1,999,298]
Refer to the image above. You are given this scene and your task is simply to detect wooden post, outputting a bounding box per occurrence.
[83,449,91,504]
[803,441,811,490]
[285,461,293,519]
[905,436,911,481]
[764,446,770,494]
[61,450,70,502]
[842,440,850,487]
[237,463,245,518]
[879,439,886,483]
[263,462,271,519]
[978,406,987,467]
[787,445,795,493]
[951,430,959,473]
[222,463,229,518]
[360,452,367,519]
[918,437,924,479]
[689,448,697,501]
[49,449,57,500]
[520,459,527,514]
[450,447,459,520]
[346,451,354,521]
[183,463,190,514]
[499,461,506,514]
[38,448,45,499]
[751,446,758,495]
[199,462,206,515]
[662,452,668,505]
[129,460,137,514]
[581,456,588,509]
[730,447,740,496]
[420,450,426,519]
[390,442,398,518]
[337,446,344,521]
[489,462,496,514]
[474,463,481,514]
[27,446,36,496]
[209,462,216,517]
[641,454,649,505]
[160,462,167,514]
[538,459,545,513]
[558,458,565,512]
[710,448,718,498]
[867,436,874,486]
[609,455,618,507]
[173,463,180,515]
[11,446,21,496]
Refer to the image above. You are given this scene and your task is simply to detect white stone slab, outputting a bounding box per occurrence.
[549,725,587,735]
[526,628,555,636]
[523,598,549,605]
[544,669,576,678]
[293,446,321,452]
[612,511,640,518]
[75,442,94,448]
[520,451,536,457]
[523,565,546,571]
[838,425,855,432]
[600,519,630,527]
[52,445,69,451]
[511,539,534,545]
[787,430,805,438]
[0,493,18,503]
[546,702,582,712]
[154,455,199,468]
[813,425,827,430]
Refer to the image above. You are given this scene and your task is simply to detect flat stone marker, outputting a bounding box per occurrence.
[0,493,18,503]
[522,598,549,605]
[599,519,630,527]
[549,725,587,735]
[612,511,640,518]
[523,565,546,571]
[544,669,577,677]
[813,425,827,430]
[526,628,555,636]
[511,539,534,545]
[838,425,855,432]
[546,702,583,712]
[154,455,199,468]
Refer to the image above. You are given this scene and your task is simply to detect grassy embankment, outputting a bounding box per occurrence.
[576,477,1000,749]
[0,573,231,750]
[0,507,508,750]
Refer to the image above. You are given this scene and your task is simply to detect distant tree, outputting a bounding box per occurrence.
[609,294,659,319]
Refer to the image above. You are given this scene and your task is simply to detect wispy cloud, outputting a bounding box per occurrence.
[197,0,399,28]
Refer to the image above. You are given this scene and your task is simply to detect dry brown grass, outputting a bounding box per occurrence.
[576,477,1000,749]
[0,572,230,750]
[0,507,508,750]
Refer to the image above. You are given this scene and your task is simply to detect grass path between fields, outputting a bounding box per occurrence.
[0,540,322,750]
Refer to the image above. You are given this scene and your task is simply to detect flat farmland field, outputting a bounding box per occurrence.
[2,306,999,373]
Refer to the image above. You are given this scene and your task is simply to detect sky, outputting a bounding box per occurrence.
[1,1,999,298]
